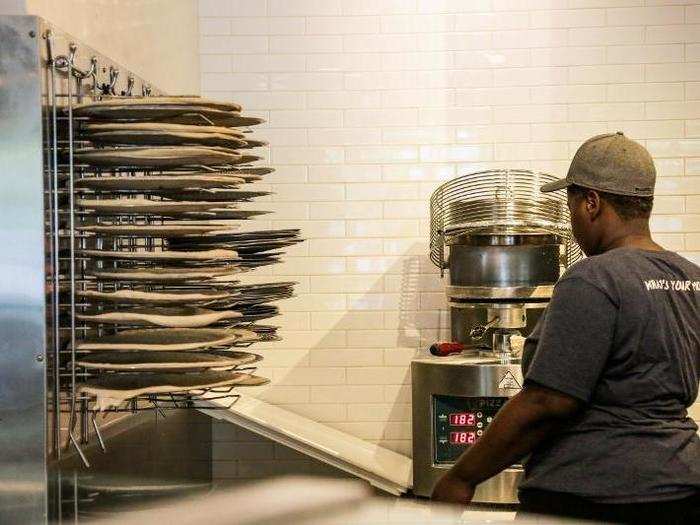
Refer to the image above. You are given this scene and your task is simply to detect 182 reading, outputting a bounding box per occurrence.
[449,412,476,426]
[449,431,477,444]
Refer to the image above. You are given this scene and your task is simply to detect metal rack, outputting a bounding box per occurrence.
[43,28,168,466]
[41,29,262,468]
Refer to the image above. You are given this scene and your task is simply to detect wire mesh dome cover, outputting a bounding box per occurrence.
[429,169,583,269]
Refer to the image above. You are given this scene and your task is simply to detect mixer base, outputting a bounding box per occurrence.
[411,357,524,503]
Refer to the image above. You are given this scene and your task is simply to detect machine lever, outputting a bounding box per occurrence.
[469,317,500,340]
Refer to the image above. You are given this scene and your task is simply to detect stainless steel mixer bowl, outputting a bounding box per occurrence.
[446,231,562,290]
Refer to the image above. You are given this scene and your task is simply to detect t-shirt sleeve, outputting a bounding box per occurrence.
[524,276,617,403]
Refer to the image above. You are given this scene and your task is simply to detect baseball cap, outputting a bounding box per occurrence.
[540,132,656,197]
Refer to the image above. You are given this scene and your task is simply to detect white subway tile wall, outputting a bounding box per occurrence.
[199,0,700,476]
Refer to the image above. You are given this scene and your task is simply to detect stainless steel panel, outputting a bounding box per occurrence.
[411,358,524,503]
[0,15,49,524]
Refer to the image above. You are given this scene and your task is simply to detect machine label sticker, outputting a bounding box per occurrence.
[498,371,522,390]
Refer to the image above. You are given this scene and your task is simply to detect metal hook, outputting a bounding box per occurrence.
[74,57,96,79]
[68,44,96,79]
[89,57,99,95]
[69,431,90,468]
[86,57,98,82]
[91,414,106,453]
[50,41,97,88]
[126,75,135,96]
[68,43,77,65]
[108,66,119,95]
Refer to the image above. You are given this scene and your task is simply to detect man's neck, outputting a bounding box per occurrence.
[599,219,663,253]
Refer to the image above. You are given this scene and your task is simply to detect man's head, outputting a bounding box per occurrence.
[565,185,654,256]
[541,133,656,256]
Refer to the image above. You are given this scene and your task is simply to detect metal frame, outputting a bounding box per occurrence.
[42,19,167,468]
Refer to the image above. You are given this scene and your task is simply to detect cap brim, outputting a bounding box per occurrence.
[540,178,570,193]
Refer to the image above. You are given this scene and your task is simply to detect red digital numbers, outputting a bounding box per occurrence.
[449,412,476,426]
[449,431,477,445]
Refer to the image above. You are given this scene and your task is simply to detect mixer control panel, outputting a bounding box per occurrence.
[433,395,509,464]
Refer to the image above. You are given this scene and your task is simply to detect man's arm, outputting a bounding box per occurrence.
[432,382,582,503]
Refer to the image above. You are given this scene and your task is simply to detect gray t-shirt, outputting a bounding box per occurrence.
[520,247,700,503]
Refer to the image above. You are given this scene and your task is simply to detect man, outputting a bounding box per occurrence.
[431,133,700,523]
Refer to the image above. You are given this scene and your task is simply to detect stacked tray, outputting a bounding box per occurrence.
[66,96,302,410]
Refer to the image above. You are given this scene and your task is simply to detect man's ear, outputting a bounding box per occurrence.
[585,189,602,220]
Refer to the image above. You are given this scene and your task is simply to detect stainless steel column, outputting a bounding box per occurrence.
[0,15,49,524]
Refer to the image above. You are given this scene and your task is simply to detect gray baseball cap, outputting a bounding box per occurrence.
[540,132,656,196]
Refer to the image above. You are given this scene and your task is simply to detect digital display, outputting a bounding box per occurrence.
[449,412,476,426]
[449,431,477,445]
[434,396,510,464]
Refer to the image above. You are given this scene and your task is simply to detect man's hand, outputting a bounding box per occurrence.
[431,472,476,505]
